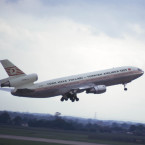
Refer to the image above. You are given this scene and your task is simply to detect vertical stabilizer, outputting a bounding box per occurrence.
[0,59,25,77]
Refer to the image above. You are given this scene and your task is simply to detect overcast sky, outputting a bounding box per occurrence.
[0,0,145,123]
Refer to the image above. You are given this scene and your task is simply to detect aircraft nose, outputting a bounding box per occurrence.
[138,68,144,76]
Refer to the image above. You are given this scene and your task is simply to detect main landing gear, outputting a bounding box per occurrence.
[123,83,127,91]
[60,93,79,102]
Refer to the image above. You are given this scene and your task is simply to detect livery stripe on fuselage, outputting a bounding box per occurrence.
[35,70,139,92]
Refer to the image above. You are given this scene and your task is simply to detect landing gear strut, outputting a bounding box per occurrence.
[123,83,127,91]
[70,94,79,102]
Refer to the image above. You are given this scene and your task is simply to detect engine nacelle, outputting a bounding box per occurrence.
[1,73,38,87]
[86,85,106,94]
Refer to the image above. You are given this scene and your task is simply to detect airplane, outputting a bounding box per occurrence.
[0,59,144,102]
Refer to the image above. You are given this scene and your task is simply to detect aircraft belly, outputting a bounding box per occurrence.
[22,83,86,98]
[31,89,61,98]
[13,86,71,98]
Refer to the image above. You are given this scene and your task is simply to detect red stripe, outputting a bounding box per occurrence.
[5,66,25,75]
[9,73,24,76]
[7,72,24,74]
[15,71,24,73]
[5,66,17,69]
[7,72,24,75]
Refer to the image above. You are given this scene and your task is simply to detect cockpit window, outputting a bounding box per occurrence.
[138,68,142,71]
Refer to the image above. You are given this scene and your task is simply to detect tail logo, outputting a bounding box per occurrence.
[5,66,24,76]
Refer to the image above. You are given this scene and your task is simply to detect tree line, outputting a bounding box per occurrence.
[1,111,145,136]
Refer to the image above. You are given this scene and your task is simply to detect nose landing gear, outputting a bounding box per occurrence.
[123,83,127,91]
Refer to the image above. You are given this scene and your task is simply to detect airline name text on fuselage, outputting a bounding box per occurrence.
[46,68,129,86]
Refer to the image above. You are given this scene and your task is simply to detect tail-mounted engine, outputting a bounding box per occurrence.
[86,85,106,94]
[1,73,38,87]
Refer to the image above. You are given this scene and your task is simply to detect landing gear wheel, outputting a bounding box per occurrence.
[124,88,127,91]
[60,97,64,102]
[64,98,68,101]
[71,98,75,102]
[62,92,80,102]
[123,83,127,91]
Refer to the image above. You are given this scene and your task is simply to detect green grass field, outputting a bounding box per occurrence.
[0,125,144,145]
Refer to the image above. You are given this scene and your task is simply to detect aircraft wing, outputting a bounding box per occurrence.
[76,83,96,92]
[68,83,96,94]
[61,83,106,102]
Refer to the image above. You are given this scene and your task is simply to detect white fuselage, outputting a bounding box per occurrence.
[11,66,144,98]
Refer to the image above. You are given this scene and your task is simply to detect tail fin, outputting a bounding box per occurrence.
[0,59,25,77]
[0,60,38,88]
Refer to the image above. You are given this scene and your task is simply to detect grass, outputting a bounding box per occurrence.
[0,125,88,142]
[0,138,66,145]
[0,125,144,145]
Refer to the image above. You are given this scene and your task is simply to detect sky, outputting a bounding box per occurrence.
[0,0,145,123]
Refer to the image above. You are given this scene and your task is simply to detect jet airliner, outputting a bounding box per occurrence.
[0,59,144,102]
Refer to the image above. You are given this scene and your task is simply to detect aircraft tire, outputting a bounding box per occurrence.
[70,97,75,102]
[60,97,64,102]
[64,98,68,101]
[124,88,127,91]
